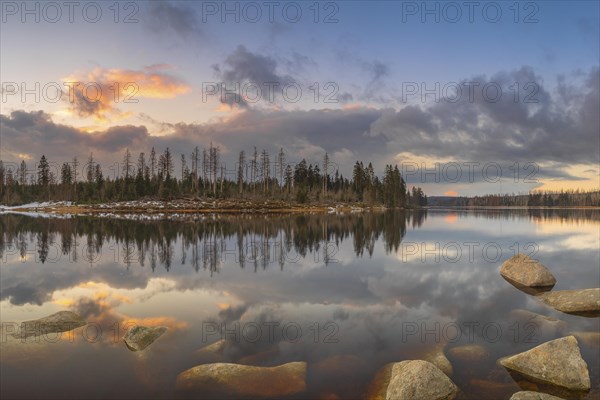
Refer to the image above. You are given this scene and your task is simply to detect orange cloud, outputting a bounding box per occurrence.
[444,190,458,196]
[62,66,190,121]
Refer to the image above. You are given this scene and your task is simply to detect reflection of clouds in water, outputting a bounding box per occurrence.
[1,210,599,398]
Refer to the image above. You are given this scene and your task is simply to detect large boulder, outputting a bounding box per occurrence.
[123,325,167,351]
[509,391,565,400]
[13,311,86,338]
[175,362,307,398]
[500,254,556,290]
[368,360,458,400]
[537,288,600,317]
[499,336,590,392]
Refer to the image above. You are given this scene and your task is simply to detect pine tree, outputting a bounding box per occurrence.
[38,155,50,187]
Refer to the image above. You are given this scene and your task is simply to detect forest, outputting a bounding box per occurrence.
[427,190,600,207]
[0,145,427,208]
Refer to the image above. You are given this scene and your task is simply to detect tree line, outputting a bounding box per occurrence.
[0,145,427,207]
[427,189,600,207]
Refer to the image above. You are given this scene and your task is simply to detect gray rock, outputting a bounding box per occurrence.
[500,254,556,289]
[368,360,458,400]
[12,311,86,338]
[509,391,565,400]
[499,336,590,392]
[175,361,307,398]
[537,288,600,317]
[123,325,167,351]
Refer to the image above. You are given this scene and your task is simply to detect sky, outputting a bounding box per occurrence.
[0,0,599,196]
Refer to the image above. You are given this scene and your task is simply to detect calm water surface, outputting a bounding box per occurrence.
[1,209,599,399]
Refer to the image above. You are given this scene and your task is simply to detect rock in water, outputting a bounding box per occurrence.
[537,288,600,317]
[422,344,453,376]
[500,254,556,290]
[567,331,600,349]
[509,391,565,400]
[175,362,307,398]
[499,336,590,392]
[123,326,167,351]
[447,344,490,363]
[13,311,86,338]
[368,360,458,400]
[509,309,567,332]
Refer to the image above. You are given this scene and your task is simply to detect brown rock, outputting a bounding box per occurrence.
[367,360,458,400]
[194,339,226,362]
[499,336,590,392]
[567,331,600,349]
[537,288,600,317]
[175,362,307,398]
[422,343,453,376]
[500,254,556,289]
[509,309,567,332]
[447,344,490,363]
[123,325,167,352]
[12,311,86,338]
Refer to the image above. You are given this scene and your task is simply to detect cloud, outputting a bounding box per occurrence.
[1,66,597,189]
[144,1,202,39]
[373,66,600,166]
[62,66,190,121]
[211,45,300,108]
[0,110,150,160]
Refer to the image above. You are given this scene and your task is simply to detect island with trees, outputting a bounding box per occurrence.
[0,145,427,213]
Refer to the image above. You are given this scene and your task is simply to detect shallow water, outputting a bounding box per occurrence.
[1,209,599,399]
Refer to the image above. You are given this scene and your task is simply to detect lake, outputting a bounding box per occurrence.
[1,209,599,399]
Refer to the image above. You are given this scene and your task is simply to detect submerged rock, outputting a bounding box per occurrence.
[509,309,567,332]
[499,336,590,392]
[175,361,307,398]
[500,254,556,290]
[423,343,453,376]
[12,311,86,338]
[447,344,490,363]
[567,331,600,349]
[368,360,458,400]
[537,288,600,317]
[509,391,565,400]
[194,338,226,362]
[123,325,167,351]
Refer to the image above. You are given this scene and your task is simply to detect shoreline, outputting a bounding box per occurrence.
[1,200,598,217]
[0,200,392,216]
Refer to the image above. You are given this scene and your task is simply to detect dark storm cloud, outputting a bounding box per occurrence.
[373,66,600,166]
[211,45,307,108]
[1,110,150,160]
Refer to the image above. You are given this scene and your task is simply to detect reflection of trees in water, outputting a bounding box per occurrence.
[447,207,600,223]
[0,211,426,270]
